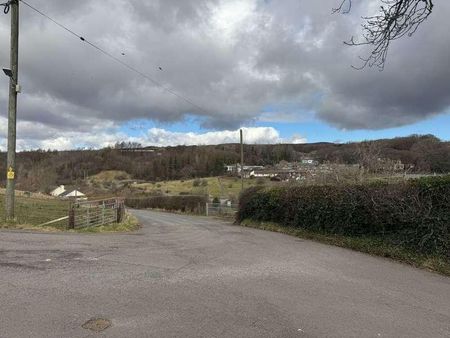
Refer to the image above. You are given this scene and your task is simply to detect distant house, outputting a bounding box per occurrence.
[50,185,66,197]
[300,159,319,166]
[50,185,87,201]
[393,160,405,172]
[250,169,300,181]
[225,164,265,174]
[250,170,272,178]
[59,190,87,201]
[225,165,237,173]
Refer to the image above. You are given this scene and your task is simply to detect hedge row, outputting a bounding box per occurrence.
[237,176,450,258]
[125,195,206,214]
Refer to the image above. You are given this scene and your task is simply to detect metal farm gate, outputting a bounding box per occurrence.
[205,203,238,217]
[68,198,125,229]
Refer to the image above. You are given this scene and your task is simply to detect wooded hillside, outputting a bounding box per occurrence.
[0,134,448,193]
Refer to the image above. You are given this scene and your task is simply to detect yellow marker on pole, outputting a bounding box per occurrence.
[7,167,15,180]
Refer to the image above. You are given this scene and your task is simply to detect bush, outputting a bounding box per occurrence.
[126,195,207,214]
[238,176,450,258]
[193,179,201,187]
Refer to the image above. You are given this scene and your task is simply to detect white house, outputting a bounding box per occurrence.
[60,190,87,201]
[225,164,265,173]
[301,159,319,166]
[250,170,272,178]
[50,185,66,197]
[50,185,87,200]
[225,165,237,173]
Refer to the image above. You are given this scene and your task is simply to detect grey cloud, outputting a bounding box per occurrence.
[249,0,450,129]
[0,0,449,148]
[32,0,92,15]
[314,6,450,129]
[129,0,218,32]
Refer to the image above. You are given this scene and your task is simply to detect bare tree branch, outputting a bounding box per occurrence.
[335,0,434,70]
[332,0,352,14]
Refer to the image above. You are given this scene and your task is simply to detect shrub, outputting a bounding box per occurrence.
[193,179,201,187]
[238,176,450,258]
[126,195,207,214]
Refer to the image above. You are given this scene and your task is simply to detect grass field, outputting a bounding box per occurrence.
[131,176,277,201]
[90,170,131,183]
[0,194,70,228]
[0,194,138,233]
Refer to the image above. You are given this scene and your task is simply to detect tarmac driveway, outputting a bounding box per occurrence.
[0,209,449,338]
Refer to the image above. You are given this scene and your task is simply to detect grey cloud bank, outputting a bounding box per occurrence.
[0,0,449,149]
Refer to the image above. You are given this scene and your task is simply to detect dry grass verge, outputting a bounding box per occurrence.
[0,212,140,234]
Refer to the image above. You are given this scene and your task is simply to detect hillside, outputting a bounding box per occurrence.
[130,176,278,202]
[0,134,449,194]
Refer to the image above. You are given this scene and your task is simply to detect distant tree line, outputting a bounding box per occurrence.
[114,141,143,149]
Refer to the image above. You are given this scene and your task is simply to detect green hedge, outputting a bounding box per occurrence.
[237,176,450,258]
[126,195,206,214]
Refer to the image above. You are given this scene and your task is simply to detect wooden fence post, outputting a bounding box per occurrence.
[101,201,105,225]
[68,203,75,229]
[116,199,124,223]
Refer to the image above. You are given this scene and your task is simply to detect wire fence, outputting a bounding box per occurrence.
[69,198,125,229]
[205,203,238,217]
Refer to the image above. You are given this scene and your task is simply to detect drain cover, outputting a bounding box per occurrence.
[82,318,111,332]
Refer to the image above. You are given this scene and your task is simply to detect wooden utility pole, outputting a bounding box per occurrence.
[5,0,19,221]
[240,129,244,192]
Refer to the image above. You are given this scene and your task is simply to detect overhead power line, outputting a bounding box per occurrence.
[19,0,209,114]
[1,1,12,14]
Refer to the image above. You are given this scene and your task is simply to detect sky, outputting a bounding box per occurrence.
[0,0,449,150]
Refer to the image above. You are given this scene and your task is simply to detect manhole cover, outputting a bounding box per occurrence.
[82,318,111,332]
[146,271,162,279]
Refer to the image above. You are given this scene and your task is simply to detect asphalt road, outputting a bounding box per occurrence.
[0,210,449,338]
